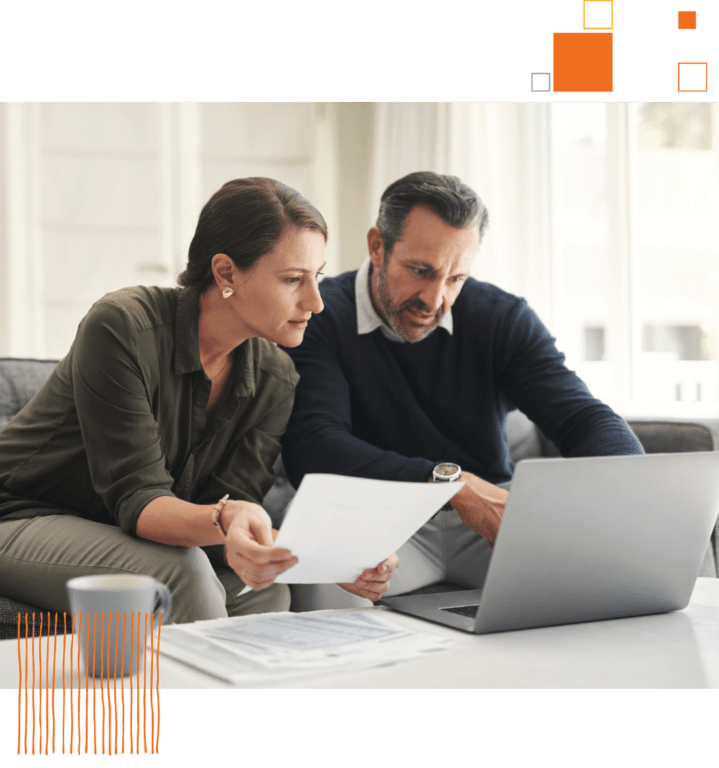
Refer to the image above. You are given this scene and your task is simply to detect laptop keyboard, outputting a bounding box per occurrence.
[440,604,480,619]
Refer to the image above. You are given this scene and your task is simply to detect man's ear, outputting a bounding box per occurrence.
[367,227,385,270]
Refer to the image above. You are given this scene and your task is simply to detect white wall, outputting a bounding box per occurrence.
[0,102,360,359]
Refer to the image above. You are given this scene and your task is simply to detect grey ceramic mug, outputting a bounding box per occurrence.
[66,574,172,679]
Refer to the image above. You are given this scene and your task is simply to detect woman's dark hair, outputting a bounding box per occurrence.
[376,171,488,260]
[178,177,328,292]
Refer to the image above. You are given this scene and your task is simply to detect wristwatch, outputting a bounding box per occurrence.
[431,462,462,512]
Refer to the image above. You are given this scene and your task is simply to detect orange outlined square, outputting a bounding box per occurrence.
[677,61,709,93]
[553,33,613,92]
[584,1,613,30]
[582,0,614,30]
[678,11,696,29]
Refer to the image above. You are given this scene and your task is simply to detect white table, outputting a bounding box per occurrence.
[3,578,719,689]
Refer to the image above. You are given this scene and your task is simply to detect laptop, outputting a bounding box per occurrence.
[383,452,719,634]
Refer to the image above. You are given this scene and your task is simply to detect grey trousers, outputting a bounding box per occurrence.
[0,514,290,624]
[386,480,513,595]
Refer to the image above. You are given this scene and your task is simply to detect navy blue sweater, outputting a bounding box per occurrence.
[282,271,643,489]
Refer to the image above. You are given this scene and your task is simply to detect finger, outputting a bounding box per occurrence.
[243,578,273,591]
[247,578,279,591]
[359,569,392,584]
[248,515,275,547]
[370,554,399,577]
[271,556,299,576]
[228,538,296,564]
[360,564,395,582]
[352,579,391,600]
[227,556,298,591]
[383,553,400,570]
[231,556,299,582]
[237,562,294,590]
[339,582,371,598]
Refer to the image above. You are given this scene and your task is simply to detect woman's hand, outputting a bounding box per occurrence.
[338,553,400,602]
[223,500,298,590]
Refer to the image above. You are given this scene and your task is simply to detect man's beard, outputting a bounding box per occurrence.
[374,264,442,343]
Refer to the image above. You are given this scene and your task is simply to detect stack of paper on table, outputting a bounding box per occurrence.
[160,609,454,684]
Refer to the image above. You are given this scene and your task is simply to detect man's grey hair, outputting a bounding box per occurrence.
[375,171,489,259]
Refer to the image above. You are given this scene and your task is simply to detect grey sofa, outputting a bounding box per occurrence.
[1,357,718,638]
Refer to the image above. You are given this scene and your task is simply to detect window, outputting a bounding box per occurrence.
[549,103,719,416]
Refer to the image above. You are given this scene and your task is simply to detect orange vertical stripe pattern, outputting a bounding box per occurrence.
[17,614,21,755]
[15,610,162,755]
[24,614,28,755]
[62,614,66,754]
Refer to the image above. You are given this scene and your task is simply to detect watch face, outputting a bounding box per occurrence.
[435,463,460,477]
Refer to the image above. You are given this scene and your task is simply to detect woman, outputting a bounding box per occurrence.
[0,178,398,623]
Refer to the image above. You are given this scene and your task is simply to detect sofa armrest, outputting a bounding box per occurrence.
[627,417,719,454]
[525,415,719,459]
[0,357,59,429]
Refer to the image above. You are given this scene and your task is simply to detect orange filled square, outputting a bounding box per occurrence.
[553,33,613,92]
[678,11,696,29]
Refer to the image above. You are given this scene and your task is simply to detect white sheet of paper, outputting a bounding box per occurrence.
[270,473,464,584]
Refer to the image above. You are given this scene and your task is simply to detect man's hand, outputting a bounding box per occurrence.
[223,501,298,590]
[448,472,508,547]
[338,553,400,601]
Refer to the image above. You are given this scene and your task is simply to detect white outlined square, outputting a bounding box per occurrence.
[529,72,552,93]
[531,73,551,91]
[584,0,613,30]
[678,62,707,92]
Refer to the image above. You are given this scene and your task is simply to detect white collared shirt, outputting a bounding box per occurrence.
[354,258,453,343]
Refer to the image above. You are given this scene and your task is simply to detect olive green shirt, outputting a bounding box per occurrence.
[0,286,299,536]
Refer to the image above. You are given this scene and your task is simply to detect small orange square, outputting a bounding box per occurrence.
[582,0,614,32]
[554,33,613,92]
[678,11,696,29]
[677,61,709,93]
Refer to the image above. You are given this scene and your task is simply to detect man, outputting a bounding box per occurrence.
[281,171,643,597]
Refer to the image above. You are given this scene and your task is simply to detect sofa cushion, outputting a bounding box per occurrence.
[1,359,68,635]
[506,409,547,462]
[0,357,58,429]
[0,597,73,640]
[628,419,719,454]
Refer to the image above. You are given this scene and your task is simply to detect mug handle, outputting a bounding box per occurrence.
[151,581,173,625]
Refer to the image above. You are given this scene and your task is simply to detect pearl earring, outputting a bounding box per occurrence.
[221,286,234,299]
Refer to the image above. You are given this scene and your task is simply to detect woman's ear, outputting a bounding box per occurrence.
[211,254,235,288]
